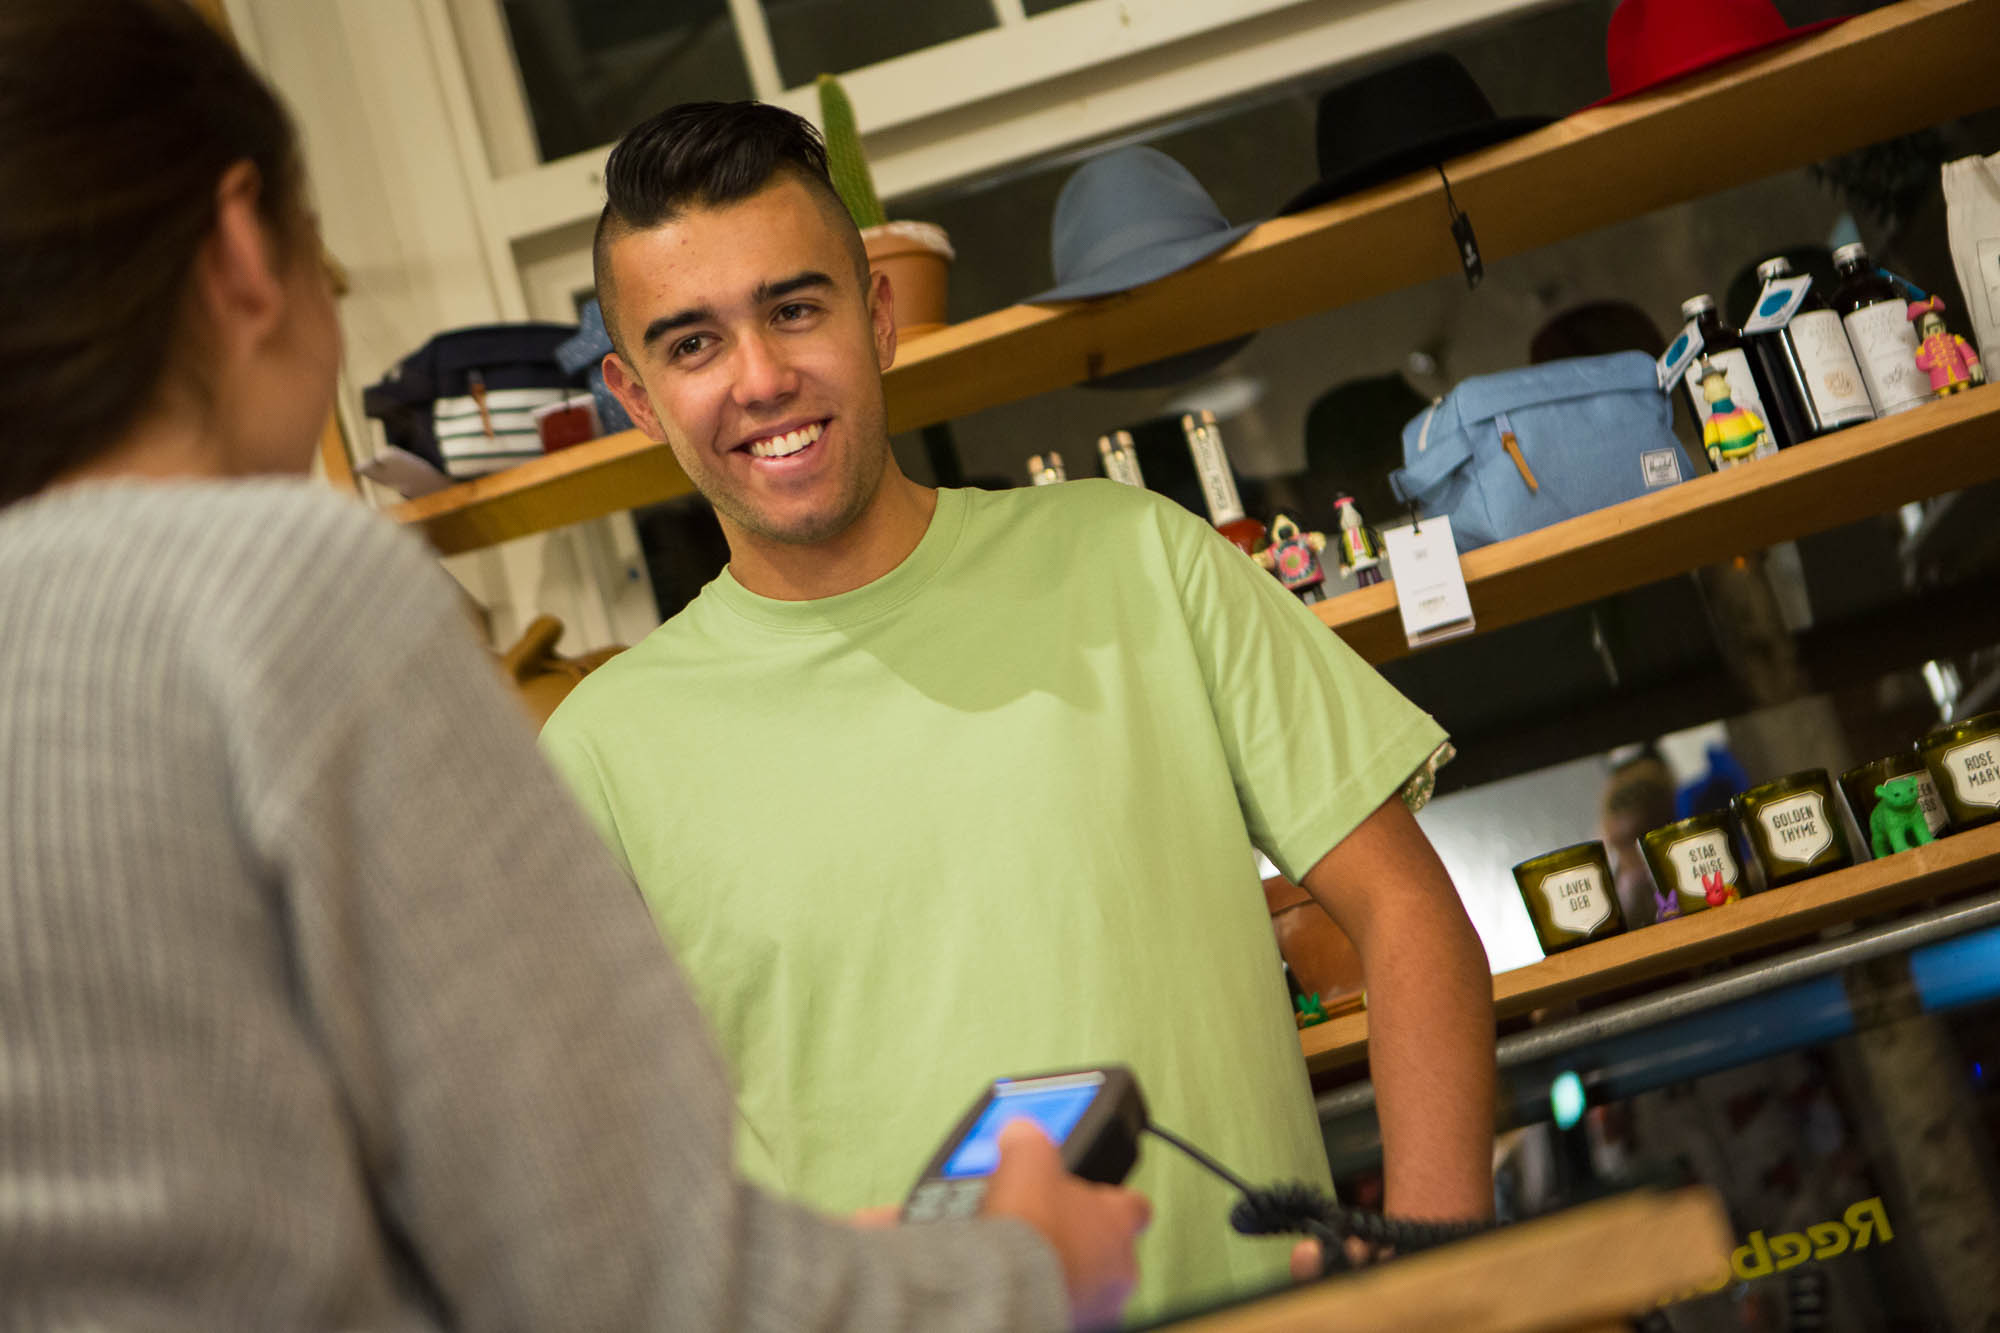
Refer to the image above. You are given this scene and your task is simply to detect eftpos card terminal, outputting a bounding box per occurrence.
[902,1067,1147,1222]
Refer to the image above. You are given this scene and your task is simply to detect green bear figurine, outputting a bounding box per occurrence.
[1870,775,1934,857]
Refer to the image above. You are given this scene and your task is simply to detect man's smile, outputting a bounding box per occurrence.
[740,419,827,461]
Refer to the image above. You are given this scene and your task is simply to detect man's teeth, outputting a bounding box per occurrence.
[747,422,823,458]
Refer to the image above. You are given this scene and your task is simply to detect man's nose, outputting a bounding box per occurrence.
[733,328,798,407]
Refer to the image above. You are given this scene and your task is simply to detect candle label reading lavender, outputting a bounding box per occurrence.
[1666,830,1740,902]
[1941,739,2000,810]
[1541,864,1612,936]
[1758,792,1833,865]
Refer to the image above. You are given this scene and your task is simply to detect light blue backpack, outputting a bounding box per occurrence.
[1388,351,1695,553]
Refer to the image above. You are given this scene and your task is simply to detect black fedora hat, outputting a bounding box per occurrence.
[1279,52,1552,217]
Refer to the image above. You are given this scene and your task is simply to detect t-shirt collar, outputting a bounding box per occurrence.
[707,486,967,631]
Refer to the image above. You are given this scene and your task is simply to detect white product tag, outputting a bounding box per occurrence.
[1640,447,1683,489]
[1741,275,1815,334]
[1381,517,1476,649]
[1658,320,1705,392]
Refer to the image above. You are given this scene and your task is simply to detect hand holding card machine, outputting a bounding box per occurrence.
[902,1067,1147,1222]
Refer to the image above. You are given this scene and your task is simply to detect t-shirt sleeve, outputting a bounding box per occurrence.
[1157,501,1449,884]
[224,498,1068,1333]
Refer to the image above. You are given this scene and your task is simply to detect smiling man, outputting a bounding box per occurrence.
[541,101,1496,1323]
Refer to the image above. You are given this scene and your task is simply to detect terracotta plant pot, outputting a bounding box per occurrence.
[863,221,954,339]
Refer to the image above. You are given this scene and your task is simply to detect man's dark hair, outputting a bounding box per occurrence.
[0,0,304,507]
[593,101,865,355]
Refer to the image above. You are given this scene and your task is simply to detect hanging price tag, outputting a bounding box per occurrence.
[1657,320,1705,392]
[1741,275,1814,334]
[1381,517,1476,649]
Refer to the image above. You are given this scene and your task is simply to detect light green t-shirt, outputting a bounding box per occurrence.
[542,480,1446,1322]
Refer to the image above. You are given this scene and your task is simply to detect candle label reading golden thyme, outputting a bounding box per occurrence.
[1941,739,2000,810]
[1666,830,1739,901]
[1541,864,1611,935]
[1758,792,1833,864]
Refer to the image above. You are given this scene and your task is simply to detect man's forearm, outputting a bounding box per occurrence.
[1354,886,1496,1219]
[1299,799,1496,1221]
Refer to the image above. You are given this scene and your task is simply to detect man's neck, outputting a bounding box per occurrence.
[726,472,940,601]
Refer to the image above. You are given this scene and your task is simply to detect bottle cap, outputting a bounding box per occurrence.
[1833,242,1870,268]
[1756,257,1793,279]
[1680,293,1716,319]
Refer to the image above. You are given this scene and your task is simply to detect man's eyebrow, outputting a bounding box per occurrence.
[756,271,834,304]
[638,272,835,348]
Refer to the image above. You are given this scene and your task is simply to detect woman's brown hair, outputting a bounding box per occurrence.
[0,0,304,506]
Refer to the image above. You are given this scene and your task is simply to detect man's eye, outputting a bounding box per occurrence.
[776,303,812,323]
[673,335,707,358]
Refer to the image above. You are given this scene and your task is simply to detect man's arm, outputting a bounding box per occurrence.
[1299,796,1496,1221]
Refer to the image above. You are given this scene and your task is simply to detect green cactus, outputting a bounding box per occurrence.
[816,73,885,231]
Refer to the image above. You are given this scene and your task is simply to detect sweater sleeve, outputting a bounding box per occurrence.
[223,498,1068,1333]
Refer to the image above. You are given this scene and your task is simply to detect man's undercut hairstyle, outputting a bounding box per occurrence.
[593,100,866,355]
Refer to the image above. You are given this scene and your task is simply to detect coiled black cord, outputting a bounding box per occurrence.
[1145,1123,1495,1275]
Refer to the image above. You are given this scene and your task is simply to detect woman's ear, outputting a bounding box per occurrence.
[196,161,286,353]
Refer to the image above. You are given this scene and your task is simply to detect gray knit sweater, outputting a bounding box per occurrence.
[0,481,1066,1332]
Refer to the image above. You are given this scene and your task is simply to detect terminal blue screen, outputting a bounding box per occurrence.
[941,1079,1103,1179]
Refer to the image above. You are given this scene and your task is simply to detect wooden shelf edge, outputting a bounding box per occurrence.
[1161,1186,1730,1333]
[1301,821,2000,1075]
[387,429,694,555]
[1311,386,2000,663]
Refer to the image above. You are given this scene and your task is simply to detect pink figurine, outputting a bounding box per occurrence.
[1908,296,1985,397]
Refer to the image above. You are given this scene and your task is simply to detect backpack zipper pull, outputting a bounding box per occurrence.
[1495,412,1538,493]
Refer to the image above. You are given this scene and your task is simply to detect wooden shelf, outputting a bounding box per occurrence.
[1313,386,2000,663]
[388,430,694,556]
[390,0,1997,555]
[1159,1186,1728,1333]
[1300,821,2000,1076]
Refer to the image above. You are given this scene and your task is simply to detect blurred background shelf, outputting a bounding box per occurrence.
[386,0,1995,557]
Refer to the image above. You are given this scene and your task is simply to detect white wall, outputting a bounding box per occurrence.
[223,0,660,657]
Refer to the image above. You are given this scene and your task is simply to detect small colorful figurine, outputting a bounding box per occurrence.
[1293,991,1328,1029]
[1908,296,1985,397]
[1696,359,1771,469]
[1700,869,1737,909]
[1255,512,1330,603]
[1651,881,1681,923]
[1869,775,1934,856]
[1332,495,1384,586]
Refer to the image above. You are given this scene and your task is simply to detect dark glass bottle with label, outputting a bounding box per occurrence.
[1679,294,1791,451]
[1830,243,1929,417]
[1745,257,1874,442]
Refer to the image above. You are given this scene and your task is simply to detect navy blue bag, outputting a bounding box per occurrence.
[363,322,582,478]
[1388,351,1695,553]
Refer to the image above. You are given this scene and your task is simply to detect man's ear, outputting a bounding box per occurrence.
[869,268,898,372]
[602,352,666,442]
[200,161,286,354]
